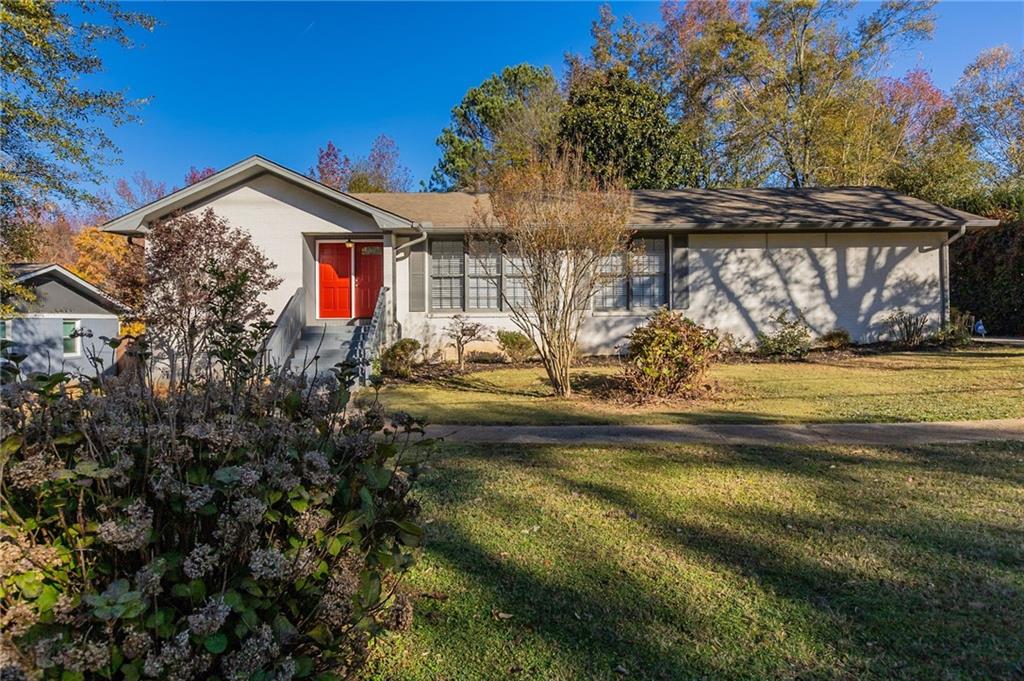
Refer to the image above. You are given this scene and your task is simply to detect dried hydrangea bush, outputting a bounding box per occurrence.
[0,331,431,681]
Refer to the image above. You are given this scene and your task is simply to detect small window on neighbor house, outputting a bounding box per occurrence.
[0,319,10,341]
[63,320,80,355]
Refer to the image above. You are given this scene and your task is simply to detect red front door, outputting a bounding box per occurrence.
[354,242,384,318]
[318,243,351,318]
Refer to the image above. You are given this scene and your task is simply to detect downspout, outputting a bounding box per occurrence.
[939,225,967,325]
[392,222,428,334]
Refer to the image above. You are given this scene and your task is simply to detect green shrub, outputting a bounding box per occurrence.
[885,310,929,348]
[466,350,506,364]
[818,328,852,351]
[623,309,720,400]
[496,330,535,363]
[380,338,421,379]
[949,186,1023,336]
[0,329,430,679]
[756,312,812,359]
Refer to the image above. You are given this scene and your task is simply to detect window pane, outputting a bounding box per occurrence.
[430,277,462,310]
[595,252,627,310]
[63,320,78,354]
[631,238,666,308]
[467,243,499,276]
[597,252,627,275]
[595,277,628,310]
[503,253,529,277]
[431,239,463,276]
[430,239,464,310]
[504,276,530,307]
[468,276,499,309]
[0,320,7,340]
[631,275,665,308]
[633,238,666,275]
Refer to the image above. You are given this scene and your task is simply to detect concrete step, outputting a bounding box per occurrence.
[300,325,356,340]
[288,324,369,378]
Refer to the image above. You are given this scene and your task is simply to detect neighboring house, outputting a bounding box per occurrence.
[101,155,998,368]
[3,264,125,376]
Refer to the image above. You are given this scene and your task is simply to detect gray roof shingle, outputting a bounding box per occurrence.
[352,186,997,231]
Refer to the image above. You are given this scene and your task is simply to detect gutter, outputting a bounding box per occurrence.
[942,224,968,248]
[939,225,968,325]
[395,221,428,253]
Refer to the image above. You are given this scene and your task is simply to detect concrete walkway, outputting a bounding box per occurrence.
[425,418,1024,446]
[974,337,1024,347]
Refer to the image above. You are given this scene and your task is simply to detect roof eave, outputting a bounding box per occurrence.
[15,265,130,314]
[422,219,1000,233]
[631,219,1000,231]
[101,155,416,235]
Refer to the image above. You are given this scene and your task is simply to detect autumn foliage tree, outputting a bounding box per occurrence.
[954,45,1024,183]
[183,165,217,186]
[143,209,281,383]
[309,141,353,190]
[471,150,632,397]
[73,227,145,310]
[309,136,411,192]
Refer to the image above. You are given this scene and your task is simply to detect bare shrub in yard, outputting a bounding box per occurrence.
[444,315,491,371]
[930,309,974,348]
[718,331,753,358]
[623,309,720,401]
[496,330,535,363]
[756,311,813,359]
[886,310,929,347]
[380,338,421,379]
[470,148,632,397]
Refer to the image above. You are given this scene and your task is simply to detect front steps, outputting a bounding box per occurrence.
[288,323,367,376]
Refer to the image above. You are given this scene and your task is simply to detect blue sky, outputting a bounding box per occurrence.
[89,1,1023,192]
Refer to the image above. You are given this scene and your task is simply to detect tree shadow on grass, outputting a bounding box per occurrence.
[420,442,1024,679]
[525,446,1024,679]
[410,459,847,680]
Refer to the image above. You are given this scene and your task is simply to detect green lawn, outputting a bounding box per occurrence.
[367,441,1024,680]
[374,348,1024,425]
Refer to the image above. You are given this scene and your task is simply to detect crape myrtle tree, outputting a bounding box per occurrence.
[470,149,632,397]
